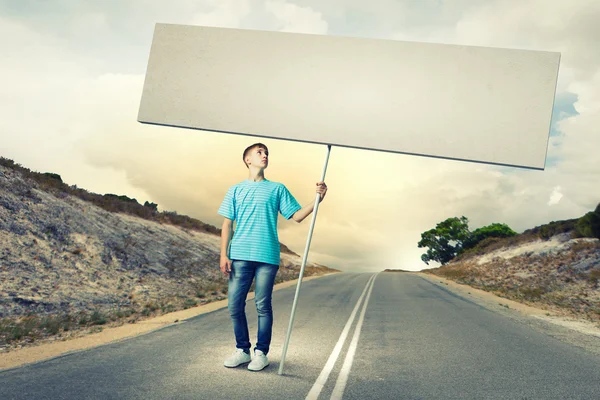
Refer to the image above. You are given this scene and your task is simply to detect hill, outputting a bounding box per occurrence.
[422,214,600,325]
[0,157,339,351]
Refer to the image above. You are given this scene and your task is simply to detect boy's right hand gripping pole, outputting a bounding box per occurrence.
[278,144,331,376]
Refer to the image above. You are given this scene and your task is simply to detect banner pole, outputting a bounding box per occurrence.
[278,144,331,375]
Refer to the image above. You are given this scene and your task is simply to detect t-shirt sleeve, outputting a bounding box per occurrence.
[218,186,236,220]
[279,185,302,220]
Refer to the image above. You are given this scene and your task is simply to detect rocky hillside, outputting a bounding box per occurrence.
[0,158,338,351]
[424,225,600,325]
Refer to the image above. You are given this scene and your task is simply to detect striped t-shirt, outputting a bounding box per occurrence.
[218,179,302,265]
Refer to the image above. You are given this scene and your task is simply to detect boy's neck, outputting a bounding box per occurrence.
[248,168,266,182]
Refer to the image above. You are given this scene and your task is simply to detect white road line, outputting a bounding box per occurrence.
[305,273,377,400]
[330,272,379,400]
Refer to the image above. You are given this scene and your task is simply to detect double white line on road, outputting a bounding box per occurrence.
[306,272,380,400]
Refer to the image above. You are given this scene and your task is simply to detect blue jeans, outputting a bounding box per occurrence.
[228,260,279,355]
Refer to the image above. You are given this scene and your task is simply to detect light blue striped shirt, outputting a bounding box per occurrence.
[218,179,302,265]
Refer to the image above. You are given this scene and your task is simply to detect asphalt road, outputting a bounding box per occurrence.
[1,272,599,399]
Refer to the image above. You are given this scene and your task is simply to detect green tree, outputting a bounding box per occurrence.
[418,216,470,265]
[462,223,517,250]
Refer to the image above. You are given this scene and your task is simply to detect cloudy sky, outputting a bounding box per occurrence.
[1,0,598,273]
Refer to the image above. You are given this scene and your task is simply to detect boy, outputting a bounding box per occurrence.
[218,142,327,371]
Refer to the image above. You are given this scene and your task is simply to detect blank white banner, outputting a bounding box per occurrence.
[138,23,560,170]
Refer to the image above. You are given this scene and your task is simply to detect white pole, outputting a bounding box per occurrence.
[278,144,332,375]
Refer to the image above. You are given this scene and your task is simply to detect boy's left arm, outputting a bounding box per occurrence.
[292,181,327,223]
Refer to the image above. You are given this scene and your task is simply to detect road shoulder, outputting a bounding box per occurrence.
[414,272,600,356]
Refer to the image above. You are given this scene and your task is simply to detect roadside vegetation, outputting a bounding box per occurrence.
[420,203,600,323]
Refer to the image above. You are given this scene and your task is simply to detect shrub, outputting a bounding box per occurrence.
[90,311,107,325]
[40,315,67,335]
[43,173,63,183]
[115,308,135,318]
[44,223,71,243]
[538,219,578,240]
[433,264,476,281]
[183,298,197,309]
[2,317,37,343]
[144,302,160,312]
[161,304,176,313]
[520,286,546,300]
[589,269,600,285]
[575,211,600,239]
[9,222,28,235]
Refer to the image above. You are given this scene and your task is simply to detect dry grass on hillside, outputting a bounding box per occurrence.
[424,237,600,324]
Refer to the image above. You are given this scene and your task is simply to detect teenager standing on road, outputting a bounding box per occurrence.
[218,143,328,371]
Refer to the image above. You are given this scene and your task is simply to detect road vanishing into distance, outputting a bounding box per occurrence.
[2,272,600,399]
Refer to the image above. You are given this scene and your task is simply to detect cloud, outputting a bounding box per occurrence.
[548,186,563,206]
[191,0,251,28]
[265,0,328,34]
[451,0,600,78]
[1,1,599,273]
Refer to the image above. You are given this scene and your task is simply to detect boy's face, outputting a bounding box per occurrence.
[246,146,269,169]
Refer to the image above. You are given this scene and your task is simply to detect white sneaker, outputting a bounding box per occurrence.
[224,348,251,368]
[248,349,269,371]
